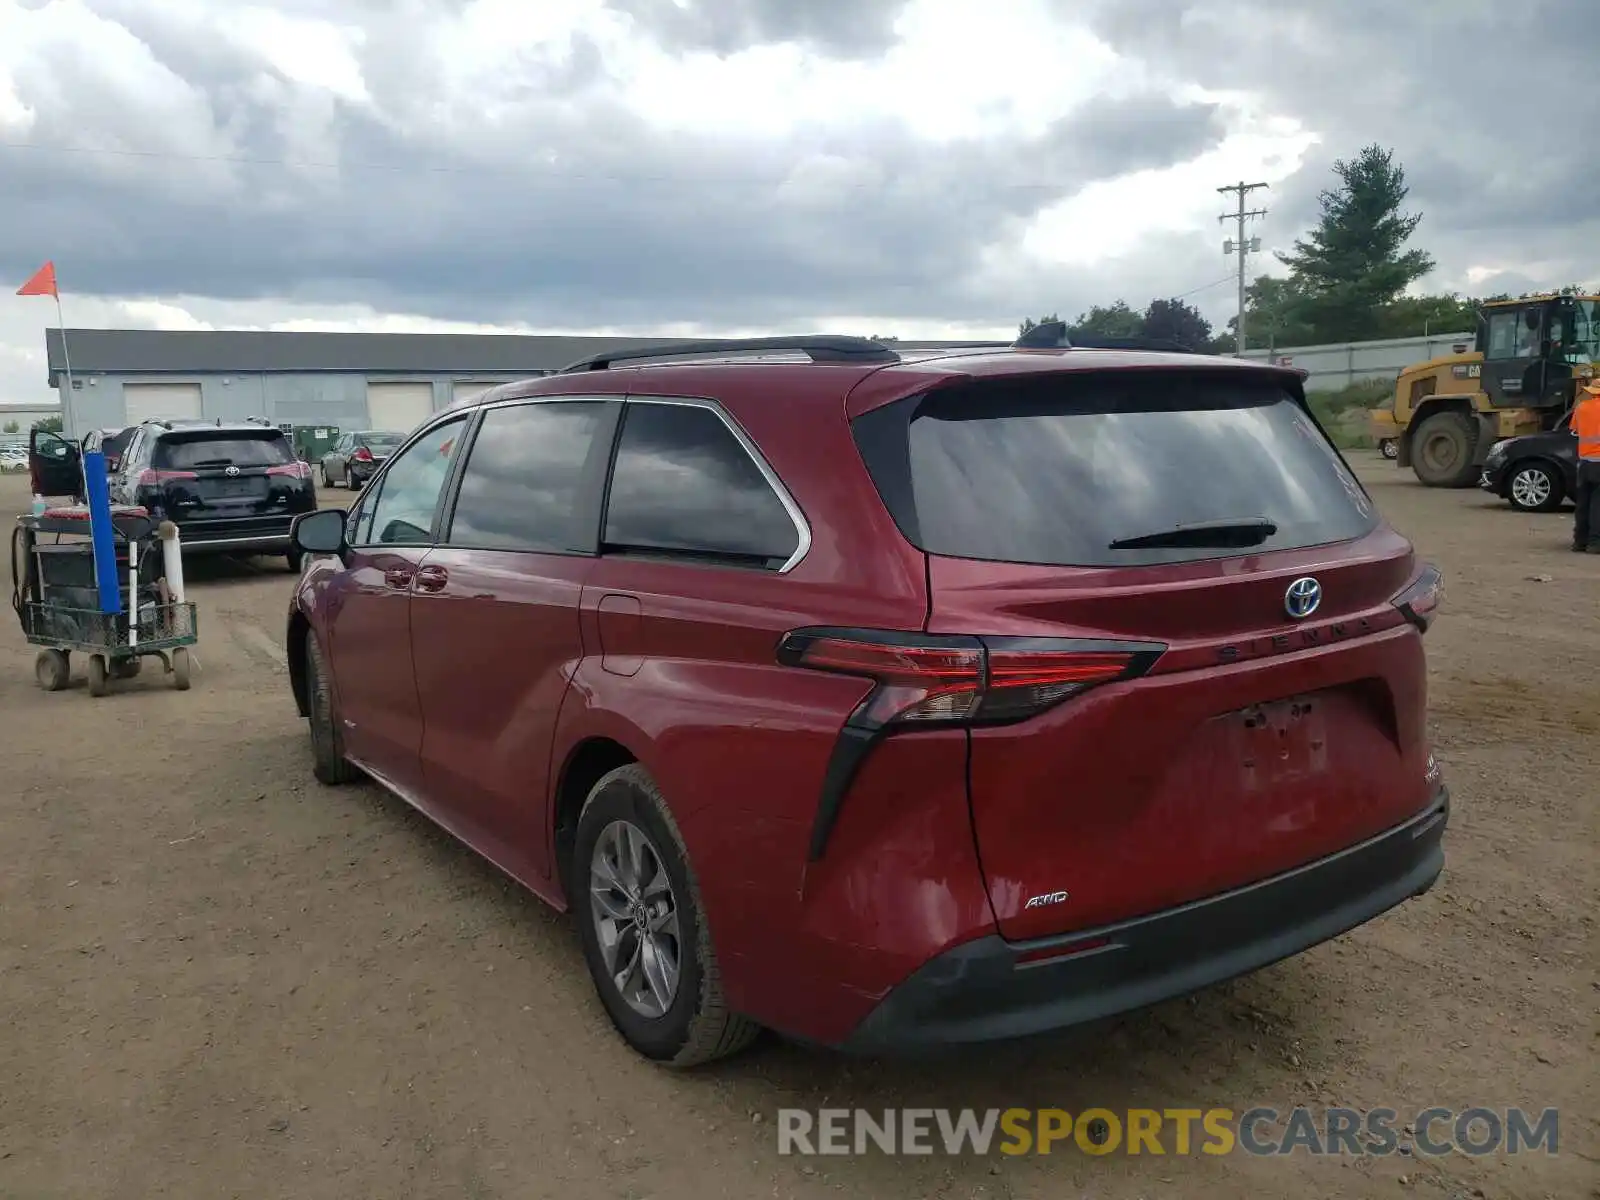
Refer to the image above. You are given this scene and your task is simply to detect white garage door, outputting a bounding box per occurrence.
[451,381,502,404]
[124,382,202,424]
[366,382,436,433]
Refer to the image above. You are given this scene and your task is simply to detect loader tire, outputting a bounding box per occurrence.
[1411,411,1481,488]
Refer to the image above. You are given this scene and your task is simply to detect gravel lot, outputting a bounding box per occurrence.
[1,458,1594,1200]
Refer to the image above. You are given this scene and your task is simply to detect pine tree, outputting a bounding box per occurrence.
[1277,145,1435,341]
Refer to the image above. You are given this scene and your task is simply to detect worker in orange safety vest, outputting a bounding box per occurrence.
[1574,378,1600,552]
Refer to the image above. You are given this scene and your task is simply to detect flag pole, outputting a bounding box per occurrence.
[54,290,75,399]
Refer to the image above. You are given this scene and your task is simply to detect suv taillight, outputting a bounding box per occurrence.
[136,469,198,486]
[267,461,311,479]
[778,629,1166,859]
[1392,563,1443,632]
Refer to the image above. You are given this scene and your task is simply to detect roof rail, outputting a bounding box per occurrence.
[558,335,900,373]
[1013,321,1072,350]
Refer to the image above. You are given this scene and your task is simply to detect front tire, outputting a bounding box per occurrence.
[320,464,332,488]
[1411,411,1481,487]
[305,634,359,784]
[286,548,305,573]
[573,764,759,1067]
[1505,461,1564,512]
[87,654,109,697]
[1380,438,1398,460]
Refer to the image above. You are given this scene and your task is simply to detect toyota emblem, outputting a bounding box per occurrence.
[224,465,241,476]
[1284,576,1322,620]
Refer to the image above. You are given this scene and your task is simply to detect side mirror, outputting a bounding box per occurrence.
[292,508,348,556]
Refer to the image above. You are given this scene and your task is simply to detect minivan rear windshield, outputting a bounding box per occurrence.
[154,433,294,470]
[852,371,1378,567]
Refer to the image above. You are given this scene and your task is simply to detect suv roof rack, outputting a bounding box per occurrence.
[558,335,901,373]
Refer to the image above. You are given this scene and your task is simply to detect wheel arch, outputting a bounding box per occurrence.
[551,734,642,905]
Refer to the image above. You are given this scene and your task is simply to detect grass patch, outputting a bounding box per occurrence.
[1307,379,1393,451]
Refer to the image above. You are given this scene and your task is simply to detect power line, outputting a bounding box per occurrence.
[1170,273,1238,301]
[1217,180,1268,356]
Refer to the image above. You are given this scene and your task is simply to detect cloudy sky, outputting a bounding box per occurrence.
[0,0,1593,405]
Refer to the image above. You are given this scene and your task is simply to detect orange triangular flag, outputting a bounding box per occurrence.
[16,261,57,298]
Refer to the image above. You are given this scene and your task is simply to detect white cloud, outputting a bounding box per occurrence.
[0,0,1592,411]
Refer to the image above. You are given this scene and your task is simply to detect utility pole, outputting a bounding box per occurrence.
[1218,181,1268,356]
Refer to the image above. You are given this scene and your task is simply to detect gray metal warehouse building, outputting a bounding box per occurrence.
[43,328,974,437]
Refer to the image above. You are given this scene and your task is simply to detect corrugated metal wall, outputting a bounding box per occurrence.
[1240,332,1475,391]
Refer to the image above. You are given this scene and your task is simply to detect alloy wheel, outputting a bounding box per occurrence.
[589,819,681,1019]
[1510,468,1551,509]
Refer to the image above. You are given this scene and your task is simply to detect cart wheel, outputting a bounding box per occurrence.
[112,657,143,679]
[35,650,70,692]
[87,654,110,697]
[171,647,192,691]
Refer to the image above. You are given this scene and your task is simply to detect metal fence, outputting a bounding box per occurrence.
[1239,332,1474,392]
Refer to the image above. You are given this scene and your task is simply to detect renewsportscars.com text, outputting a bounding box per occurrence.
[776,1106,1559,1158]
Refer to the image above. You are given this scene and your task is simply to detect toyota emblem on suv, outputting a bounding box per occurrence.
[224,465,241,476]
[1284,576,1322,619]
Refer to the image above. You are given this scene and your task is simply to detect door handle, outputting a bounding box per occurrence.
[414,565,449,593]
[383,566,414,590]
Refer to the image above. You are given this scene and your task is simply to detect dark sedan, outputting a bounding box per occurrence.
[318,430,404,490]
[1479,416,1578,512]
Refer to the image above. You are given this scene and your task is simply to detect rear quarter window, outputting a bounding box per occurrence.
[852,370,1378,568]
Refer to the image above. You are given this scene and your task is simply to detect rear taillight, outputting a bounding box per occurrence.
[267,461,311,479]
[352,447,373,462]
[777,629,1162,729]
[136,469,198,486]
[779,629,1166,860]
[1392,563,1443,632]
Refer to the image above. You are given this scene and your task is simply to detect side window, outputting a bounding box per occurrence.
[447,401,609,552]
[358,417,467,546]
[1486,312,1520,360]
[602,401,801,568]
[119,430,143,473]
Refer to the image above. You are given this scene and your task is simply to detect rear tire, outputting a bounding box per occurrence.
[1411,411,1481,488]
[305,634,359,784]
[171,647,192,690]
[573,764,760,1067]
[286,548,304,573]
[1505,460,1564,512]
[35,650,69,692]
[1380,438,1398,460]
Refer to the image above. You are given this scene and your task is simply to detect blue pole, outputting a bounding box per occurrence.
[82,450,122,615]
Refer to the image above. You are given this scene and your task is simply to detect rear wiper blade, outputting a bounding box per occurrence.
[1108,517,1278,550]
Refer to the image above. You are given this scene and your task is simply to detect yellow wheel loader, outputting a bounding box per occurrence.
[1373,294,1599,486]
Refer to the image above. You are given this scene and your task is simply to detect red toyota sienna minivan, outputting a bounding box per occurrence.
[285,330,1447,1066]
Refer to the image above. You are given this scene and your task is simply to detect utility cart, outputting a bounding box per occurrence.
[11,506,198,696]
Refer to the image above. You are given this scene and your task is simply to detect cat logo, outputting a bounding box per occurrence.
[1023,890,1070,909]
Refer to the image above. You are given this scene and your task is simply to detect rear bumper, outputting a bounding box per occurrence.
[172,515,299,554]
[840,785,1448,1055]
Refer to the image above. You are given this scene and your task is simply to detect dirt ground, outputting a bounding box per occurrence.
[0,459,1595,1200]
